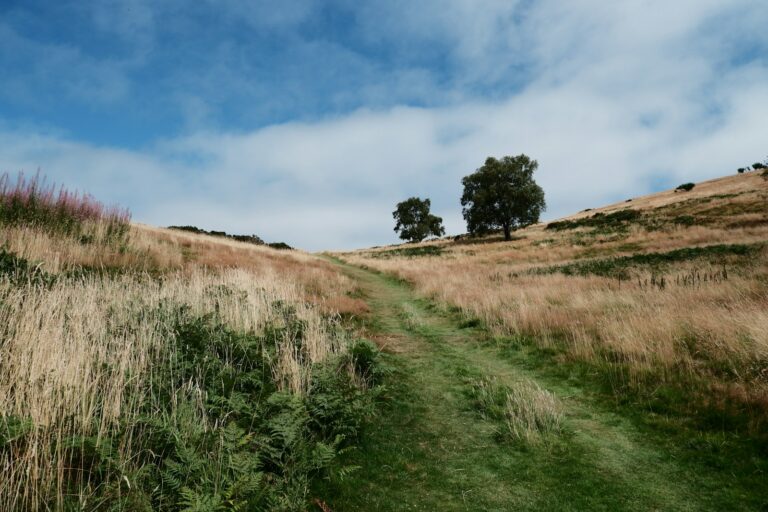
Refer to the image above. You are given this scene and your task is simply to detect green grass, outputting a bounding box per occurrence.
[363,245,444,259]
[545,209,642,232]
[535,242,763,279]
[0,297,379,511]
[317,259,768,510]
[0,247,58,286]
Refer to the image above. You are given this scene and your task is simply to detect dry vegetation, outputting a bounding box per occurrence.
[0,173,373,510]
[339,172,768,432]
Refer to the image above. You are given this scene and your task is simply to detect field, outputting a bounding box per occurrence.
[339,172,768,434]
[2,170,768,511]
[326,171,768,509]
[0,173,377,511]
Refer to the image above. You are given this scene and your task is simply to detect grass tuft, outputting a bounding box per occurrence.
[469,377,563,445]
[503,380,563,444]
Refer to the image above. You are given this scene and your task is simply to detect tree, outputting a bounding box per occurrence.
[460,154,546,241]
[392,197,445,242]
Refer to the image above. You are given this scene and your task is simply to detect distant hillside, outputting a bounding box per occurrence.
[359,170,768,259]
[337,168,768,448]
[168,224,293,250]
[0,173,374,510]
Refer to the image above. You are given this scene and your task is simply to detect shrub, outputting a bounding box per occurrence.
[672,215,696,226]
[675,183,695,192]
[367,246,443,259]
[546,209,642,232]
[752,162,765,170]
[0,248,52,284]
[167,225,206,234]
[348,339,381,385]
[0,298,379,511]
[737,168,746,174]
[0,171,130,242]
[168,225,267,246]
[537,242,761,279]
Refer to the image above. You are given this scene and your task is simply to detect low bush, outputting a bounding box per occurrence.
[672,215,696,226]
[0,303,380,511]
[347,339,385,386]
[366,246,444,259]
[168,225,266,246]
[536,242,762,280]
[546,209,642,232]
[675,183,695,192]
[0,172,130,243]
[0,248,52,284]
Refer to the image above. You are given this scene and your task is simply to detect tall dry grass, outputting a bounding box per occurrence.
[0,265,348,510]
[341,172,768,428]
[346,252,768,418]
[0,176,366,509]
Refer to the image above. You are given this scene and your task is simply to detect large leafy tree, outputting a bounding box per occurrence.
[461,154,546,240]
[393,197,445,242]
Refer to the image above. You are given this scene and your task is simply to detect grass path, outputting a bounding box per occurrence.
[317,258,764,511]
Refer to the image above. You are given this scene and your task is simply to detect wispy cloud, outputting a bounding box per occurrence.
[0,1,766,250]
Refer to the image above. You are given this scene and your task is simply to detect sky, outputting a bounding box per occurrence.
[0,1,767,250]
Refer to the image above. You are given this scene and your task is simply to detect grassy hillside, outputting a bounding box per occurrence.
[0,173,378,511]
[338,171,768,438]
[3,169,767,510]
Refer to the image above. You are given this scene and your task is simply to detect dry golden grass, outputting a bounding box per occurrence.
[0,219,368,317]
[134,224,368,316]
[0,218,365,510]
[354,172,768,265]
[503,380,563,444]
[0,267,348,509]
[339,172,768,427]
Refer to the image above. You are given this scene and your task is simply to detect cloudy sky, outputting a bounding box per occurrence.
[1,1,766,250]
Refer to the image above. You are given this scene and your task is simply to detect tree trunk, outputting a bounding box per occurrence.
[503,223,511,241]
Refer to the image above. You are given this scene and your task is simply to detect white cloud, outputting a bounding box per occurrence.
[1,1,767,250]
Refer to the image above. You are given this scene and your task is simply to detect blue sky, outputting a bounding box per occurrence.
[1,1,767,250]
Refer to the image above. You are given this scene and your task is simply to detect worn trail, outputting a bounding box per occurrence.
[319,258,757,511]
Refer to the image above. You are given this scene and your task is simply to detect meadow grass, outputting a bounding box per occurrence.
[0,181,378,510]
[319,257,768,511]
[339,172,768,435]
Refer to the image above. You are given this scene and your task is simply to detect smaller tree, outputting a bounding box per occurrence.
[393,197,445,242]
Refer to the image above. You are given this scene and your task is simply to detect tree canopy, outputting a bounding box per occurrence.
[460,154,546,241]
[393,197,445,243]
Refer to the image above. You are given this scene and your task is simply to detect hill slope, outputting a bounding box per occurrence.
[326,170,768,509]
[0,175,377,511]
